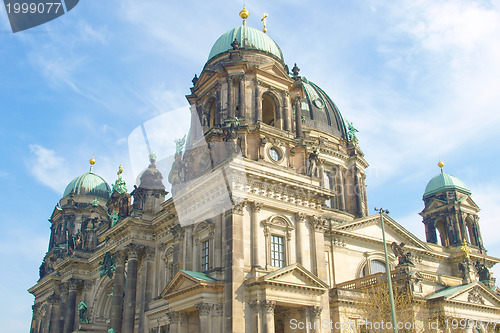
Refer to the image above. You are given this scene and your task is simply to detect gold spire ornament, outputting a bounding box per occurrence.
[461,239,472,259]
[240,6,250,24]
[261,13,268,33]
[89,156,96,172]
[438,160,444,173]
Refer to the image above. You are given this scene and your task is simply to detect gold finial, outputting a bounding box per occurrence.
[261,13,268,33]
[240,6,250,21]
[461,239,472,259]
[117,164,123,179]
[89,156,95,172]
[438,160,444,173]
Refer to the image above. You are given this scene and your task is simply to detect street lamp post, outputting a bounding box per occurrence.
[375,207,398,333]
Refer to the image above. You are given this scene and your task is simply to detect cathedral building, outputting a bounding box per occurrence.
[29,8,500,333]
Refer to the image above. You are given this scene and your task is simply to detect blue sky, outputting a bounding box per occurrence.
[1,0,500,331]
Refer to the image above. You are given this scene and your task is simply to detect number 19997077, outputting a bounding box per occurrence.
[5,2,62,14]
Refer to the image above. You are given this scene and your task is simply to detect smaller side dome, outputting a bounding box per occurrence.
[424,172,471,198]
[208,25,284,62]
[63,172,111,199]
[138,154,165,190]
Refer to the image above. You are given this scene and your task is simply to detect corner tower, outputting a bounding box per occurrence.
[420,162,484,250]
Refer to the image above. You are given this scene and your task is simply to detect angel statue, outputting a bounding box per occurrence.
[391,242,413,266]
[174,135,186,156]
[346,121,359,142]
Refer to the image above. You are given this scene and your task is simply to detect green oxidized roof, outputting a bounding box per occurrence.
[208,25,284,62]
[63,172,111,199]
[180,270,216,282]
[424,172,471,198]
[299,77,348,139]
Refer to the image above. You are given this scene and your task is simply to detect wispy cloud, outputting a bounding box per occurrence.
[28,144,73,194]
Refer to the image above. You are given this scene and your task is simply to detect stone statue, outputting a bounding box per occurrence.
[307,148,320,177]
[99,252,116,279]
[108,211,120,227]
[459,258,476,284]
[391,242,414,266]
[475,261,492,281]
[346,121,359,142]
[201,112,209,127]
[39,261,46,279]
[78,300,89,324]
[174,135,186,157]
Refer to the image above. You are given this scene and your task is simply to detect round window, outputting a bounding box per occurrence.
[313,98,325,108]
[269,147,281,162]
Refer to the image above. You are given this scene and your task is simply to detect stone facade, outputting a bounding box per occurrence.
[29,20,500,333]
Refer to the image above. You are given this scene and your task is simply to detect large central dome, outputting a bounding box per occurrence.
[208,25,284,62]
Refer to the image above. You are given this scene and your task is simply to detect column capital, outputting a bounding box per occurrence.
[309,216,326,232]
[143,246,155,261]
[47,293,59,305]
[67,278,81,291]
[295,212,307,222]
[213,303,224,316]
[306,306,322,318]
[195,302,213,316]
[251,201,263,212]
[260,300,276,314]
[233,200,246,215]
[166,310,181,324]
[114,249,128,265]
[125,243,144,259]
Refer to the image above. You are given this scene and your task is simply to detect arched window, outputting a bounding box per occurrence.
[435,218,449,246]
[466,216,476,246]
[262,93,276,126]
[208,99,216,128]
[361,260,386,277]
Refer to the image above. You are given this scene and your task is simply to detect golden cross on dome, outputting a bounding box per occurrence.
[261,13,268,33]
[461,239,472,259]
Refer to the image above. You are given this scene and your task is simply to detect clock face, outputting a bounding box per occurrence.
[269,147,281,162]
[313,98,325,108]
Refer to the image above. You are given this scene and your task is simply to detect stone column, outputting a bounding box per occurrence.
[55,283,68,333]
[247,301,259,333]
[167,311,181,333]
[283,309,293,333]
[123,244,141,333]
[251,202,263,269]
[212,304,224,333]
[336,167,346,211]
[353,169,363,217]
[307,307,322,332]
[185,225,193,270]
[63,278,79,333]
[227,76,234,118]
[255,80,262,123]
[111,250,126,333]
[196,302,213,333]
[238,75,245,118]
[295,213,306,265]
[47,294,59,333]
[294,97,303,138]
[261,301,276,333]
[138,247,155,333]
[283,92,291,131]
[214,214,223,270]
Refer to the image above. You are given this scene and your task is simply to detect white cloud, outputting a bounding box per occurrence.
[28,144,73,194]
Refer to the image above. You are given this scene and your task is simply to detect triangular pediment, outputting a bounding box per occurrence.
[333,215,430,251]
[425,198,447,211]
[248,263,328,291]
[459,196,480,211]
[257,63,293,82]
[161,270,217,299]
[447,283,500,307]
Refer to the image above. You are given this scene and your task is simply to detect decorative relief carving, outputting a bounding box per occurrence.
[195,302,213,316]
[468,288,485,304]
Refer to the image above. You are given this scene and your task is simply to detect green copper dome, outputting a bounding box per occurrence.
[300,77,348,139]
[208,25,284,62]
[424,172,471,198]
[63,172,111,199]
